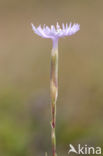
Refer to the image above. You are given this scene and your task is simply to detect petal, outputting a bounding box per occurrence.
[56,22,60,30]
[66,23,68,29]
[62,23,65,30]
[31,24,44,37]
[66,23,72,35]
[45,26,51,33]
[51,25,56,34]
[37,25,49,38]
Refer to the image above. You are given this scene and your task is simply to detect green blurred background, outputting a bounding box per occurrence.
[0,0,103,155]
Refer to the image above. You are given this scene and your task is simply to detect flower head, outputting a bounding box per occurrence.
[31,22,80,40]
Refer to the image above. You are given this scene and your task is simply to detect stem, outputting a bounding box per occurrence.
[50,38,58,156]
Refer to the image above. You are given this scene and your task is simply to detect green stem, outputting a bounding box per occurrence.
[50,39,58,156]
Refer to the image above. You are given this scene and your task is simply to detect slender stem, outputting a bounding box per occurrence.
[50,38,58,156]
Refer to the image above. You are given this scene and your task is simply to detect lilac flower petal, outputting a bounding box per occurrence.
[31,24,43,37]
[66,23,68,29]
[37,25,49,38]
[51,25,56,34]
[56,22,60,29]
[62,23,65,30]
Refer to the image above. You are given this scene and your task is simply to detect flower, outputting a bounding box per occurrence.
[31,21,80,156]
[31,22,80,40]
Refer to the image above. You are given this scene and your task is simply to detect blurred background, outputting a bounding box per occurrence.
[0,0,103,155]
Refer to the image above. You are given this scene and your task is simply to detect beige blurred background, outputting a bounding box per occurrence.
[0,0,103,155]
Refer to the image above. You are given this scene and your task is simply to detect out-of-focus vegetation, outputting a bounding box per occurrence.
[0,0,103,155]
